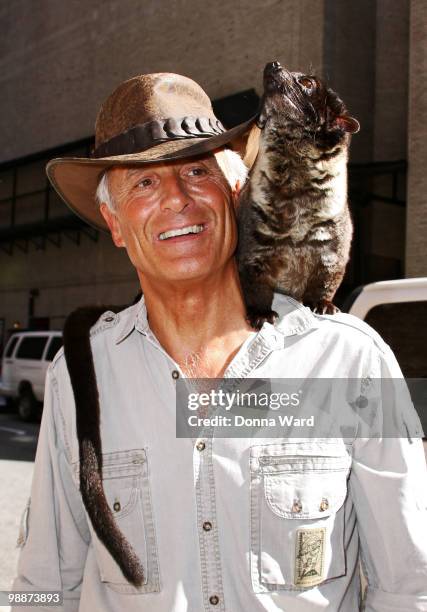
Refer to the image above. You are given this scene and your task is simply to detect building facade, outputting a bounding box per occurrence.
[0,0,424,344]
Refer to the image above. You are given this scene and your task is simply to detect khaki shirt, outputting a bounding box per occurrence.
[12,293,427,611]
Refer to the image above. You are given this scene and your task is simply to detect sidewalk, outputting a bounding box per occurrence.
[0,460,34,612]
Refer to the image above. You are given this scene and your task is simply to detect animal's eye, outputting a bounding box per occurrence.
[298,77,315,91]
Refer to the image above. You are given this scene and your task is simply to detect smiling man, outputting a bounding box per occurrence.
[11,73,427,612]
[98,153,253,377]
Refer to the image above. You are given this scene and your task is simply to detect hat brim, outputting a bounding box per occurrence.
[46,117,255,232]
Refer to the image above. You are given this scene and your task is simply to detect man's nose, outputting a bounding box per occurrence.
[160,176,192,213]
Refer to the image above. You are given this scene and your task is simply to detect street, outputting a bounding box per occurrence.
[0,400,37,602]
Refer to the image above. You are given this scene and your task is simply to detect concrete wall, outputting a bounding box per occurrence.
[0,234,139,332]
[0,0,324,163]
[374,0,410,162]
[323,0,377,163]
[406,0,427,276]
[323,0,410,164]
[370,1,409,273]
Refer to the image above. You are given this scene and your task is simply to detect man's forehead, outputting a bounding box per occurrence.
[111,153,219,180]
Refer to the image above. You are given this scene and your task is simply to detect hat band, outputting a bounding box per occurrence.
[92,116,226,158]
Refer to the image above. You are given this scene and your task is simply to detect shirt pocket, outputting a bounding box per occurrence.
[74,448,160,594]
[250,442,351,593]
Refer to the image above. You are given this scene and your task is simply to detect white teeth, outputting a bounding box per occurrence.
[159,224,204,240]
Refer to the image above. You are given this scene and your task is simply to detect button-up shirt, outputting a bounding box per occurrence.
[12,293,427,611]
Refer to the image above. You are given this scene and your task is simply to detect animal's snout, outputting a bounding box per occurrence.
[265,61,282,75]
[263,61,292,93]
[264,61,286,91]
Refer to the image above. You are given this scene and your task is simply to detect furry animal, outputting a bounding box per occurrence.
[237,61,359,330]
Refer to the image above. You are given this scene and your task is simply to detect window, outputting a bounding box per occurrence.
[15,336,49,360]
[45,336,63,361]
[4,335,19,358]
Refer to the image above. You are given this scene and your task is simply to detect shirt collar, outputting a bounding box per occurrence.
[272,292,320,337]
[114,291,320,345]
[114,294,149,345]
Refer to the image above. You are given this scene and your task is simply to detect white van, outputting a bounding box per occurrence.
[343,277,427,434]
[344,277,427,323]
[0,331,62,421]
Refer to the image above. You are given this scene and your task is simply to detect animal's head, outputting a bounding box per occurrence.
[257,61,359,152]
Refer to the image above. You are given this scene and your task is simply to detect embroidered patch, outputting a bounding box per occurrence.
[294,527,326,587]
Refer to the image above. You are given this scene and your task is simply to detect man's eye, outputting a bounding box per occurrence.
[137,177,153,188]
[187,166,207,177]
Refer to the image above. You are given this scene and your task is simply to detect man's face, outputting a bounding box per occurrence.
[100,154,238,286]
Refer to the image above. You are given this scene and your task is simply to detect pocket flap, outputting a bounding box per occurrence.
[97,450,147,517]
[264,469,348,519]
[72,449,146,482]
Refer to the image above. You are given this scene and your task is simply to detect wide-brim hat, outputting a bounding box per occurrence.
[46,73,256,231]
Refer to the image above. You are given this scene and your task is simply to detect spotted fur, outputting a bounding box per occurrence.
[237,62,359,329]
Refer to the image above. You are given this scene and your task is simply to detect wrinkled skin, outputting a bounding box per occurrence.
[100,154,239,291]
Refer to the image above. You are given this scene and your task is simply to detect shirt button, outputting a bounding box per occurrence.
[209,595,219,605]
[171,370,180,380]
[291,500,302,513]
[113,501,121,512]
[203,521,213,531]
[319,498,329,512]
[196,441,206,451]
[355,395,368,409]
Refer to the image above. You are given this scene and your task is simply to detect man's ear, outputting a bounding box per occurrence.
[99,203,125,247]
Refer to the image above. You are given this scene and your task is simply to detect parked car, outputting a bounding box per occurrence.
[0,331,63,421]
[343,277,427,434]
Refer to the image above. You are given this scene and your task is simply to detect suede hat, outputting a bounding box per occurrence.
[46,72,255,231]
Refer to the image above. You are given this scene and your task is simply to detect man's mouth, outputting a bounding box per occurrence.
[158,224,205,241]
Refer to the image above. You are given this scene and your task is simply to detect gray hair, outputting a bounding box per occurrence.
[96,171,114,210]
[95,148,248,212]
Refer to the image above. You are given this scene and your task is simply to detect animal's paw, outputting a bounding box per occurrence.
[246,308,279,331]
[310,300,341,315]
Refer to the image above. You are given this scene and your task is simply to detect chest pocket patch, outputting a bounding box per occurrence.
[250,442,351,593]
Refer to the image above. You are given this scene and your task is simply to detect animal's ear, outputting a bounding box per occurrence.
[256,112,267,129]
[243,124,261,170]
[256,96,268,129]
[334,115,360,134]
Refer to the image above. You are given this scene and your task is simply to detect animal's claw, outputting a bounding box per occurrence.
[246,308,279,331]
[310,300,340,315]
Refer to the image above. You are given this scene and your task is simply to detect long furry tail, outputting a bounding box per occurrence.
[63,306,145,587]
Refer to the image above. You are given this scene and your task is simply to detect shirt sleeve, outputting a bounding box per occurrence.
[11,365,90,612]
[349,341,427,611]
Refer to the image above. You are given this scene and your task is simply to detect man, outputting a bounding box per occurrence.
[12,73,427,611]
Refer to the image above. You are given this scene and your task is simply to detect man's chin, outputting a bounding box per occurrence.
[148,260,226,286]
[162,268,214,284]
